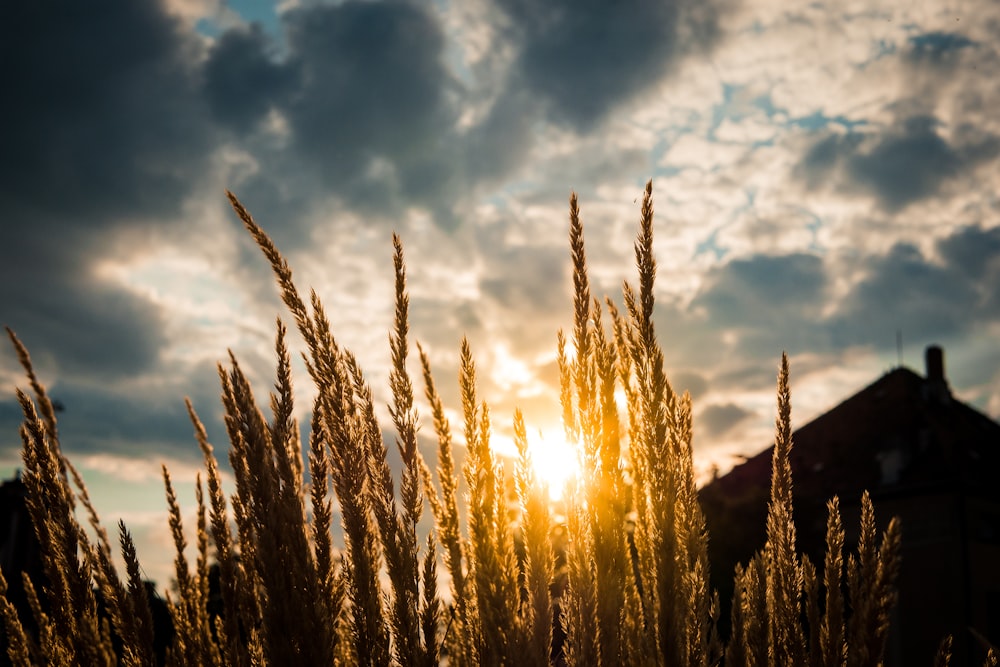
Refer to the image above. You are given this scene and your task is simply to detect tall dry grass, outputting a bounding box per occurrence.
[3,183,987,665]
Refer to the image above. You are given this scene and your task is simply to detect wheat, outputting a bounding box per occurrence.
[0,183,916,666]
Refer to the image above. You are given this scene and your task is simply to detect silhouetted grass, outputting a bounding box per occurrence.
[4,183,984,665]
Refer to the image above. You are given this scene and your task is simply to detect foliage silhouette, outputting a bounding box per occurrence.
[3,183,974,665]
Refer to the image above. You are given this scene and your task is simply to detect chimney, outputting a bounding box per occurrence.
[924,345,950,402]
[925,345,944,383]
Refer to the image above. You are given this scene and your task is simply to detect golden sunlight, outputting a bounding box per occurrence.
[528,428,580,502]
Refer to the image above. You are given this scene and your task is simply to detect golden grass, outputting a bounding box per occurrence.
[0,183,949,665]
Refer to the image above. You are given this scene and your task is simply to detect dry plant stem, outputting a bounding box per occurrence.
[230,190,388,664]
[0,569,32,666]
[820,497,847,667]
[727,563,749,667]
[513,409,554,667]
[163,464,213,666]
[568,196,629,666]
[765,353,806,667]
[935,636,953,667]
[847,492,902,667]
[802,556,821,664]
[308,404,343,660]
[462,339,517,664]
[566,189,661,666]
[16,388,110,665]
[119,520,156,663]
[368,232,426,666]
[628,181,686,667]
[225,191,318,354]
[745,553,769,665]
[186,398,251,667]
[257,322,333,665]
[24,573,67,664]
[419,532,441,667]
[5,328,60,448]
[870,512,902,661]
[338,355,392,667]
[0,186,914,667]
[562,479,600,667]
[418,343,476,665]
[66,451,148,665]
[227,194,364,664]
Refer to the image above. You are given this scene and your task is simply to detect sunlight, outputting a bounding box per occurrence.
[491,343,535,391]
[528,428,580,502]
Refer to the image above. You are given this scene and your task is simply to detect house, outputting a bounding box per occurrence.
[699,345,1000,666]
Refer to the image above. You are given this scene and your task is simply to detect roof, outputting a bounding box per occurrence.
[701,360,1000,509]
[699,348,1000,588]
[698,347,1000,660]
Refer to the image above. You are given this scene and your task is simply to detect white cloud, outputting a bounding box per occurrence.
[77,453,210,485]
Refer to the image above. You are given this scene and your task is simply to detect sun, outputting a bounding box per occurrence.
[527,428,580,502]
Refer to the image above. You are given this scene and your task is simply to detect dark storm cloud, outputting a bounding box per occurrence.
[693,253,827,328]
[282,3,451,169]
[797,116,999,212]
[698,402,753,438]
[936,224,1000,280]
[846,116,998,211]
[204,23,296,134]
[0,259,167,380]
[281,1,460,216]
[679,226,1000,367]
[203,1,490,230]
[0,0,213,224]
[460,91,540,187]
[830,228,1000,347]
[0,0,212,382]
[491,0,722,132]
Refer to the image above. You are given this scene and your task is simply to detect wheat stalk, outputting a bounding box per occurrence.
[0,184,916,667]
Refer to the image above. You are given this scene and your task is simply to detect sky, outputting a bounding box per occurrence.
[1,0,998,588]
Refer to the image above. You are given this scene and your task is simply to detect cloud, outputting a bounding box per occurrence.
[797,116,999,212]
[698,402,754,438]
[830,227,1000,348]
[906,31,977,65]
[847,116,998,211]
[204,1,545,237]
[216,0,481,229]
[796,132,864,189]
[936,224,1000,281]
[0,366,221,466]
[203,23,296,134]
[76,452,211,485]
[491,0,723,132]
[281,2,455,195]
[693,253,827,328]
[673,371,709,399]
[0,0,220,389]
[0,0,213,225]
[3,0,1000,512]
[0,261,167,380]
[680,221,1000,366]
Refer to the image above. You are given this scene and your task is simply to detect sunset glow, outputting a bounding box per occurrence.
[528,428,580,502]
[2,0,998,595]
